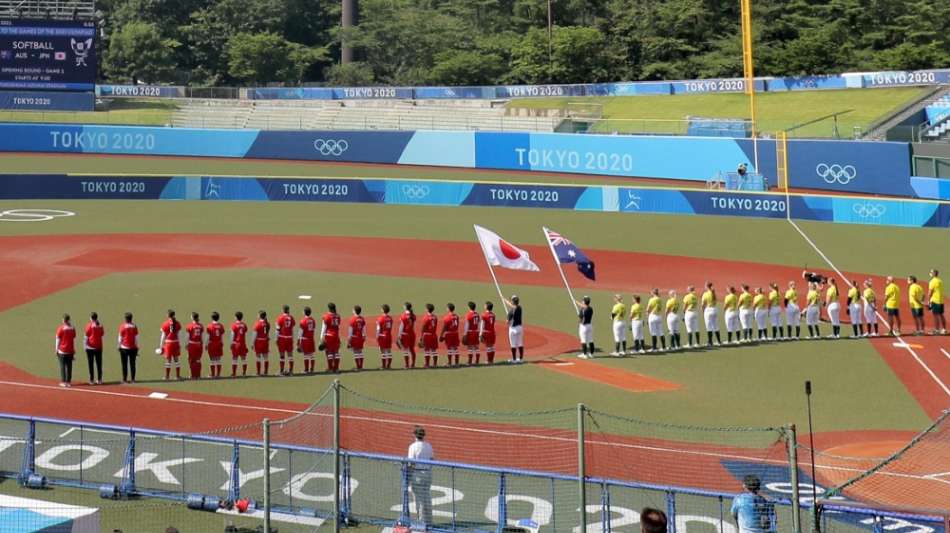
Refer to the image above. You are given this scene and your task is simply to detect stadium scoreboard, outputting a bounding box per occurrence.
[0,18,97,90]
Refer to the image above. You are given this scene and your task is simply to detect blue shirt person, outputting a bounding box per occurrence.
[730,475,776,532]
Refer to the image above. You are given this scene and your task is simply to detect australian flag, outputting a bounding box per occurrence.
[545,227,596,280]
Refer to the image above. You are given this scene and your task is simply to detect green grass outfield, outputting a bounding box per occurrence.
[0,99,176,127]
[508,87,929,137]
[0,200,942,435]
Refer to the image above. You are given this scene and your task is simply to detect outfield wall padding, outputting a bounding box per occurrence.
[0,124,918,197]
[2,174,947,229]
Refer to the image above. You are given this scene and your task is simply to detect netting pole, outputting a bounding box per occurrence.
[333,378,341,532]
[263,418,271,533]
[229,441,240,502]
[577,403,587,533]
[666,491,677,533]
[18,419,35,485]
[787,424,802,533]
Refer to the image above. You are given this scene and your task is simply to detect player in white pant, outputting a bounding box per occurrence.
[753,287,769,341]
[804,282,821,339]
[863,280,879,337]
[723,286,740,345]
[847,280,863,338]
[738,285,754,343]
[682,286,700,348]
[825,278,841,339]
[576,296,594,358]
[701,282,722,347]
[646,289,665,352]
[768,283,784,340]
[665,290,681,350]
[630,295,645,354]
[785,281,801,339]
[610,294,627,355]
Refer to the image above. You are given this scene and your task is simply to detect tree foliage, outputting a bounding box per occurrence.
[99,0,950,86]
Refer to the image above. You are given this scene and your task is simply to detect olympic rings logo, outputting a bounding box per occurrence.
[852,202,886,219]
[0,209,76,222]
[313,139,349,156]
[816,163,857,185]
[401,185,431,199]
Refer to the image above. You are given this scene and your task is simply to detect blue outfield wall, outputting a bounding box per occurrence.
[0,124,920,198]
[2,174,948,229]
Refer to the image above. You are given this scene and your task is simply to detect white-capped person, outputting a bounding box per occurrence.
[407,426,433,529]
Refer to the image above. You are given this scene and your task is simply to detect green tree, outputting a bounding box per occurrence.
[227,32,326,85]
[430,50,506,85]
[324,62,376,86]
[104,21,178,84]
[508,26,613,84]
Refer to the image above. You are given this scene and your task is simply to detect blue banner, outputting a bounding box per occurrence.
[461,183,585,208]
[246,131,414,163]
[97,85,183,98]
[786,140,913,196]
[412,86,492,99]
[764,76,847,91]
[249,87,334,100]
[0,18,97,91]
[330,87,413,100]
[0,174,169,199]
[0,90,93,110]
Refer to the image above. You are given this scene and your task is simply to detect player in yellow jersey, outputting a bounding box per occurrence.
[737,285,754,343]
[804,282,821,339]
[723,286,740,345]
[630,295,645,354]
[752,288,768,340]
[883,276,901,336]
[928,269,946,335]
[702,281,722,347]
[768,282,783,341]
[846,279,863,338]
[610,294,627,356]
[665,290,681,351]
[907,276,925,336]
[682,286,700,348]
[863,279,878,337]
[785,281,801,340]
[825,278,841,339]
[646,289,666,352]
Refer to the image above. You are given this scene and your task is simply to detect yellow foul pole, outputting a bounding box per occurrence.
[740,0,759,172]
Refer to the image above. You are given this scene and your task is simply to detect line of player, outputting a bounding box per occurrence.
[578,269,946,357]
[145,300,507,380]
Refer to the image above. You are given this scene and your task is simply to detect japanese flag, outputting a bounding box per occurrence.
[474,225,540,272]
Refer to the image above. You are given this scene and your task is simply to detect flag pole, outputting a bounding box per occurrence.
[475,225,511,311]
[542,227,579,314]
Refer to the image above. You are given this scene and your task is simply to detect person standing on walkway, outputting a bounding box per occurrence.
[117,312,139,384]
[407,426,433,530]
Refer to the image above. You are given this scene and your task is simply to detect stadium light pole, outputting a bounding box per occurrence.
[740,0,759,172]
[547,0,554,82]
[341,0,356,64]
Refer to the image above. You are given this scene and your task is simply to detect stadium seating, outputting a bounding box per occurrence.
[172,100,562,132]
[922,94,950,141]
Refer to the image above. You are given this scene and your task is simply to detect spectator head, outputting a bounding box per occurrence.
[743,474,761,493]
[640,507,667,533]
[413,426,426,440]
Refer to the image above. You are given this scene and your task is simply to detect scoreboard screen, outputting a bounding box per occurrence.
[0,18,97,91]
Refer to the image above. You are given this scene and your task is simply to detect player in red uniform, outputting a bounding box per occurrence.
[230,311,249,377]
[376,304,394,369]
[397,302,417,368]
[206,311,225,378]
[463,302,481,365]
[321,303,342,373]
[440,303,461,366]
[253,310,271,376]
[298,307,317,374]
[55,314,77,387]
[185,312,204,379]
[156,310,182,380]
[420,303,439,367]
[481,301,497,364]
[347,306,367,370]
[276,304,296,376]
[117,312,139,383]
[84,311,104,385]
